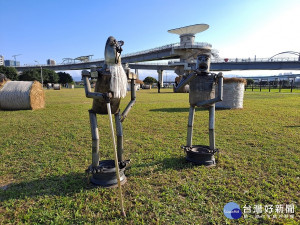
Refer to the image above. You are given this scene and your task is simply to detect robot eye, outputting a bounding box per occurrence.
[110,39,117,46]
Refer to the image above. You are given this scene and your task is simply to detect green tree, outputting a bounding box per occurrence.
[43,68,59,83]
[0,66,18,80]
[19,68,59,84]
[246,79,254,85]
[19,69,41,81]
[143,76,157,84]
[281,80,290,88]
[57,72,73,84]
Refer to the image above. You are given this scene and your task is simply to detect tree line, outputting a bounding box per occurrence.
[0,66,73,84]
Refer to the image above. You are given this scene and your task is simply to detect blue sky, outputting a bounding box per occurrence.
[1,0,300,80]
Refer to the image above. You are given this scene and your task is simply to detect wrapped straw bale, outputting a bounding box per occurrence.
[68,84,74,89]
[174,76,189,93]
[53,83,61,90]
[216,78,246,109]
[0,81,45,110]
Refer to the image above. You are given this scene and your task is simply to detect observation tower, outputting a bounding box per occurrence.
[167,24,212,75]
[168,24,209,46]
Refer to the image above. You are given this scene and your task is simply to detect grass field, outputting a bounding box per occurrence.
[0,88,299,224]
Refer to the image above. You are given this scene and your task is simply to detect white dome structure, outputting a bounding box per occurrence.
[168,24,209,46]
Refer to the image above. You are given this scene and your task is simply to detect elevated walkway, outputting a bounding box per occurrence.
[15,42,300,72]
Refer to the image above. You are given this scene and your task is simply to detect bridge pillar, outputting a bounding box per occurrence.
[157,70,164,87]
[134,69,139,80]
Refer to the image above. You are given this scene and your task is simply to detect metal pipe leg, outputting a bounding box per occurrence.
[209,104,215,150]
[187,106,195,147]
[89,110,99,167]
[115,111,124,162]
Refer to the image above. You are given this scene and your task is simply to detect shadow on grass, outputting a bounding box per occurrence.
[1,156,215,201]
[150,108,208,113]
[148,92,176,94]
[0,172,93,202]
[150,108,189,113]
[161,157,195,170]
[150,107,230,113]
[283,125,300,128]
[127,156,196,177]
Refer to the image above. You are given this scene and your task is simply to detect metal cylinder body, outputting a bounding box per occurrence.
[189,75,216,106]
[92,73,121,114]
[89,110,100,167]
[187,106,195,147]
[209,105,215,150]
[115,112,124,162]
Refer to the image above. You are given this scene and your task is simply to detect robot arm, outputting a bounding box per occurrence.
[121,71,136,122]
[82,69,112,100]
[196,72,223,107]
[174,72,197,93]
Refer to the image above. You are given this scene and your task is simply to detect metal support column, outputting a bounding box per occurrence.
[135,69,139,80]
[115,111,124,162]
[209,104,215,150]
[187,106,195,147]
[157,70,164,87]
[89,110,100,167]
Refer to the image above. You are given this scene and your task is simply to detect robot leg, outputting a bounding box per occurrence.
[89,110,100,168]
[187,106,195,147]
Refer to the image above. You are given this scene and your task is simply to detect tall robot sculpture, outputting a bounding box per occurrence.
[82,36,136,187]
[175,53,223,166]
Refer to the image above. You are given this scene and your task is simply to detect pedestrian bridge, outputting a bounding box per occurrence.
[15,42,300,72]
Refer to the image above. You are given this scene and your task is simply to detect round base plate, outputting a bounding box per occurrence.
[89,160,127,188]
[184,145,217,166]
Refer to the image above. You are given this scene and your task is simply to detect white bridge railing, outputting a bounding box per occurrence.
[211,57,299,63]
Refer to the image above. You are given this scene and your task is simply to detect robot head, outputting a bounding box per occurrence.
[196,53,211,73]
[104,36,124,65]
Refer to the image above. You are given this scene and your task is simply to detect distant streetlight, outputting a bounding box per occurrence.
[34,60,43,86]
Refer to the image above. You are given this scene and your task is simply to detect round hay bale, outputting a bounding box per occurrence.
[68,84,74,89]
[47,83,53,89]
[143,85,151,89]
[216,78,246,109]
[173,84,189,93]
[53,84,61,90]
[184,85,190,93]
[0,81,45,110]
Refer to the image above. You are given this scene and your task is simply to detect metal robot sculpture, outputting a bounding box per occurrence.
[82,36,136,187]
[175,53,223,166]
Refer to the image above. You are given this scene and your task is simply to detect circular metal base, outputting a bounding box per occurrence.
[89,160,127,188]
[184,145,217,166]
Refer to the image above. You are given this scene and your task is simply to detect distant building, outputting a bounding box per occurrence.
[47,59,56,65]
[4,60,20,67]
[0,55,4,66]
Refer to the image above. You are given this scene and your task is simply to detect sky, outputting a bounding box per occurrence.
[1,0,300,81]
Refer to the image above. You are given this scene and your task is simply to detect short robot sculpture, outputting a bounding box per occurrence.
[175,53,223,166]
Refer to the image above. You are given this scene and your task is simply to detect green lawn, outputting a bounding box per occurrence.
[0,88,299,224]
